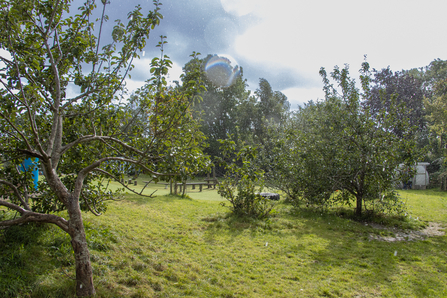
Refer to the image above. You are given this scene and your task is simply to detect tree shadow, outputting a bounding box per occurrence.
[0,222,76,297]
[201,205,447,296]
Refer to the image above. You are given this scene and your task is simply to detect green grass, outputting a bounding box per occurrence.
[1,187,446,297]
[104,174,225,201]
[398,188,447,223]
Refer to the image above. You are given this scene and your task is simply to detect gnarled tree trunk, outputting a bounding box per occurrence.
[67,197,95,297]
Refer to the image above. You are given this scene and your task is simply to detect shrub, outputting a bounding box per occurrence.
[217,138,276,219]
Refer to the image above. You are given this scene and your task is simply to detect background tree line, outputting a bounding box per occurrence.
[183,54,447,217]
[181,54,290,175]
[183,54,447,186]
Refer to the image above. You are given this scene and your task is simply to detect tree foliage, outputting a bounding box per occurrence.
[217,136,275,219]
[363,67,428,138]
[251,78,290,146]
[0,1,207,296]
[182,55,251,167]
[420,59,447,153]
[182,55,290,174]
[262,62,420,216]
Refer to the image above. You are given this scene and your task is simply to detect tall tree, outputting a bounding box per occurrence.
[183,54,251,169]
[256,78,290,123]
[182,56,290,175]
[421,59,447,152]
[251,78,290,145]
[364,67,428,138]
[0,1,207,296]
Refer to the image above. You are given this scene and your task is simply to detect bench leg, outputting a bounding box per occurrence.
[192,185,195,190]
[200,184,202,192]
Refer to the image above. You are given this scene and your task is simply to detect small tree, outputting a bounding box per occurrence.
[0,1,208,296]
[217,136,275,219]
[264,61,420,216]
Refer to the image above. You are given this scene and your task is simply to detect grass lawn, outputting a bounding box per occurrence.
[0,182,446,297]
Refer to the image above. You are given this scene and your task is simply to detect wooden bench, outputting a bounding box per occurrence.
[143,181,170,189]
[141,178,218,194]
[203,178,218,189]
[175,182,218,192]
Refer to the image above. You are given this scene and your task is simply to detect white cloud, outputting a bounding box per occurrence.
[234,0,447,78]
[220,0,257,17]
[125,59,184,94]
[0,49,11,68]
[123,79,146,95]
[166,60,184,85]
[281,86,325,109]
[65,83,81,100]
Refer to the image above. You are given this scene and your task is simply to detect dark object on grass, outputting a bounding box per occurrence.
[259,192,280,201]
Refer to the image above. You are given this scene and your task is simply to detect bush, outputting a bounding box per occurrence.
[217,138,276,219]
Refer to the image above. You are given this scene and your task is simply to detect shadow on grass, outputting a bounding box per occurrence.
[0,222,76,298]
[0,219,127,298]
[201,203,447,296]
[288,207,447,297]
[300,219,447,297]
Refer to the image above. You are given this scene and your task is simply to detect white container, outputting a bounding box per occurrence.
[398,162,430,189]
[413,162,430,189]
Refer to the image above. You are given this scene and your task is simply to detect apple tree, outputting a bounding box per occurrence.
[261,61,420,216]
[0,0,208,296]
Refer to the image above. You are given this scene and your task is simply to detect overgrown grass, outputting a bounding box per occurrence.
[1,188,446,297]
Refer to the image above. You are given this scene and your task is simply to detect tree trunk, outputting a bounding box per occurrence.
[67,198,95,297]
[355,196,362,216]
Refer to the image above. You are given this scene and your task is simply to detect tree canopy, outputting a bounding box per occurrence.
[364,67,428,137]
[181,54,290,173]
[260,62,420,216]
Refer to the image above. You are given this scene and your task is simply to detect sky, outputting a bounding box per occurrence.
[65,0,447,108]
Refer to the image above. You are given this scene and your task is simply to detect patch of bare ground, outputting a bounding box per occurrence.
[368,222,445,242]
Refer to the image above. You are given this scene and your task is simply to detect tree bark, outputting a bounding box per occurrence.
[355,196,362,216]
[67,197,95,297]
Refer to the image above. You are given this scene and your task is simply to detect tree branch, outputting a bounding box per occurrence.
[0,111,35,154]
[0,199,69,233]
[93,168,158,198]
[3,31,48,158]
[60,135,147,158]
[73,156,174,200]
[0,180,31,210]
[81,192,101,216]
[92,0,108,75]
[62,88,101,110]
